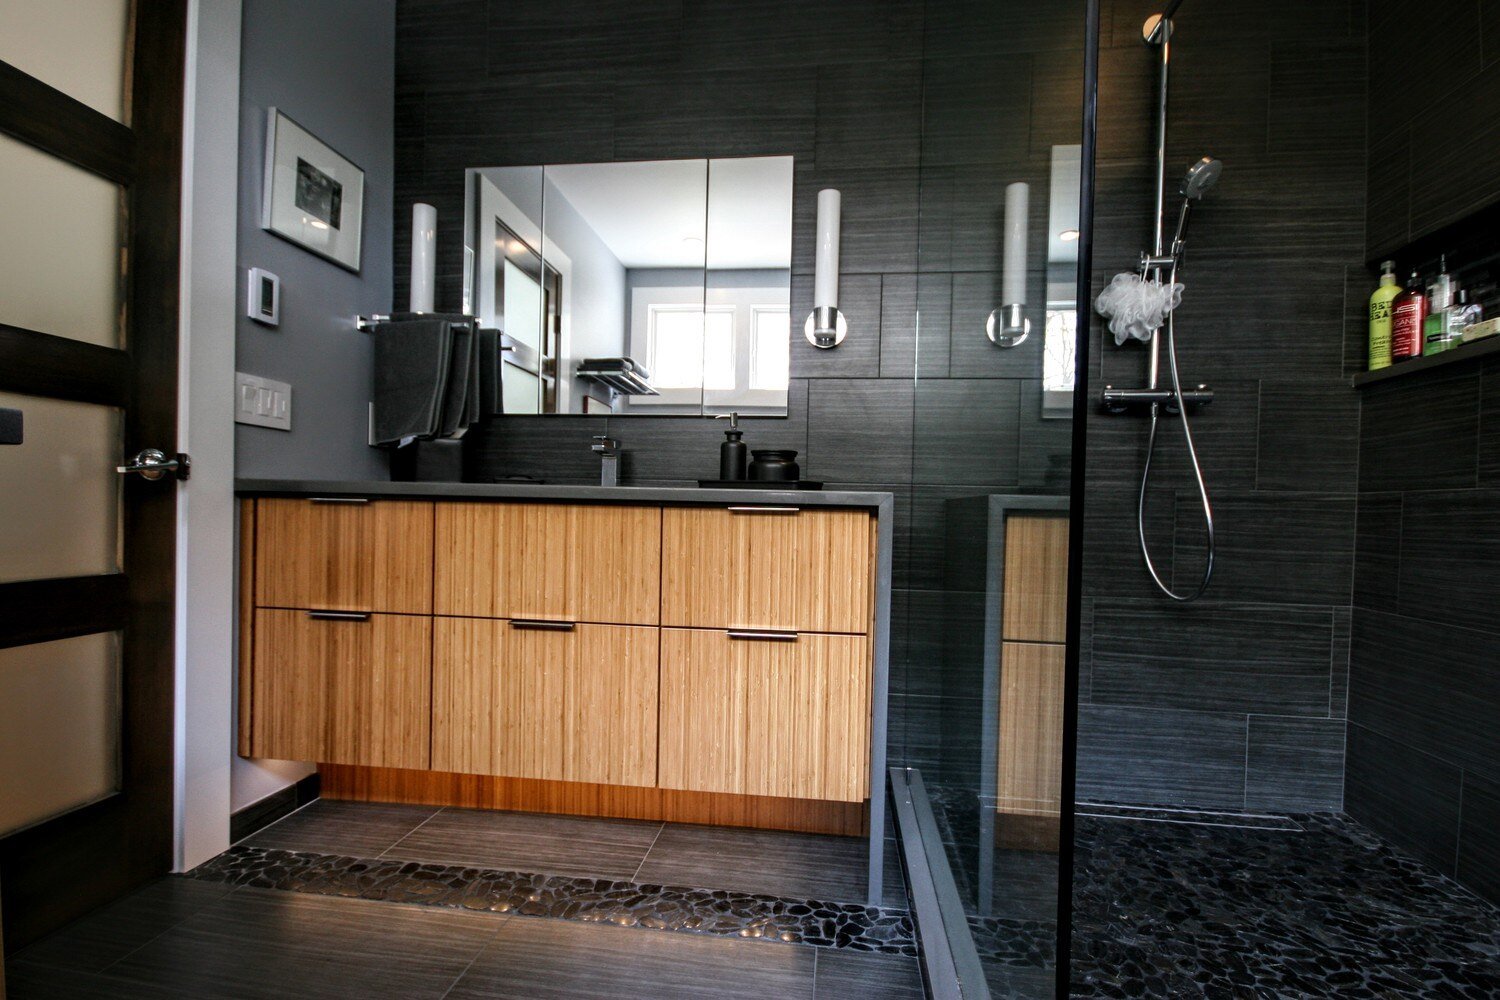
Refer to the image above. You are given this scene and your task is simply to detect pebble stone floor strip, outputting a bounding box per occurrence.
[190,846,918,956]
[1071,812,1500,999]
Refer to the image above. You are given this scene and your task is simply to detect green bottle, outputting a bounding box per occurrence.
[1368,260,1399,370]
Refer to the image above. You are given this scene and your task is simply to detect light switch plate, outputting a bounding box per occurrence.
[235,372,292,431]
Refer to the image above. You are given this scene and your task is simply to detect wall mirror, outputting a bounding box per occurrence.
[464,156,793,417]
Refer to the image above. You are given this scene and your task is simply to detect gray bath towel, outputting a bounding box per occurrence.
[438,319,473,437]
[372,317,452,445]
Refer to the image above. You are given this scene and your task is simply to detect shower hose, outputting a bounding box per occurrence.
[1138,260,1214,601]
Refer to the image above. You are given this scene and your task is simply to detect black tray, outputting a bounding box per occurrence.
[697,479,824,490]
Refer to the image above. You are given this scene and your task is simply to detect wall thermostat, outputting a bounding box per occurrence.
[247,267,280,326]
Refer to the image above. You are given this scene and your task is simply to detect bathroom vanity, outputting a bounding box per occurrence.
[234,481,892,888]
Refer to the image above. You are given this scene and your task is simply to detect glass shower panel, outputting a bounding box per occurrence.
[907,2,1086,996]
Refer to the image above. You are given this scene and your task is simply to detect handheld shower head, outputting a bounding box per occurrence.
[1181,156,1223,200]
[1170,156,1223,258]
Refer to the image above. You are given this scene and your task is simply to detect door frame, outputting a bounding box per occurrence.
[0,0,188,949]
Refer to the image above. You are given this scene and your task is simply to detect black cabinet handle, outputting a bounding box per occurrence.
[510,619,576,631]
[307,610,371,621]
[726,629,799,641]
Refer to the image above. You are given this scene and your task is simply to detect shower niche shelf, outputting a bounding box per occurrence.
[1350,335,1500,389]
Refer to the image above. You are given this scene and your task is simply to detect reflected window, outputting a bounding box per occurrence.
[648,306,708,389]
[703,308,736,391]
[751,307,791,390]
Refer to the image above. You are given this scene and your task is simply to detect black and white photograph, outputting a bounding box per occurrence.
[261,107,363,270]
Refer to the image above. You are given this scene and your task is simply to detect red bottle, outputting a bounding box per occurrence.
[1391,269,1427,362]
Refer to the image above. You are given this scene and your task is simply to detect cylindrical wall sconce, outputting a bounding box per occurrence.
[410,203,437,314]
[987,181,1030,347]
[805,188,847,348]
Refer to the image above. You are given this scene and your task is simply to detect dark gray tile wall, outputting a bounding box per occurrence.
[1348,409,1500,905]
[1075,0,1364,812]
[1367,0,1500,256]
[393,0,1086,772]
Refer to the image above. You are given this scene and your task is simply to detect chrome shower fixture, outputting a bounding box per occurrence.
[1167,156,1222,261]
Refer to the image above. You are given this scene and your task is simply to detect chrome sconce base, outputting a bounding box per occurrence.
[804,306,848,349]
[986,304,1029,348]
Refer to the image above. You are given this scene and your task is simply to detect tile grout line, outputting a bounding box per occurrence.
[629,822,668,883]
[378,805,447,860]
[436,915,511,1000]
[92,880,240,978]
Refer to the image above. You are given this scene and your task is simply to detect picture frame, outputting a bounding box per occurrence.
[261,108,364,272]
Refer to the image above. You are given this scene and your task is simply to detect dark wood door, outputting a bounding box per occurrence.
[0,1,187,950]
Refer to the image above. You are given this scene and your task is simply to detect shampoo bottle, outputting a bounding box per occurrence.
[1423,255,1452,351]
[1391,269,1427,363]
[1368,260,1399,370]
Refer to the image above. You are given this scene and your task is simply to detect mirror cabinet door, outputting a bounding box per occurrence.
[465,156,793,417]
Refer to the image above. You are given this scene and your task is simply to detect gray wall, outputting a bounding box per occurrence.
[1074,0,1366,812]
[1347,1,1500,905]
[234,0,395,480]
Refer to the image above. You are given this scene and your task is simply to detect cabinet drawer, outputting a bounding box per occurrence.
[432,618,657,787]
[434,502,661,625]
[255,498,434,614]
[658,628,870,802]
[250,608,431,770]
[661,507,872,634]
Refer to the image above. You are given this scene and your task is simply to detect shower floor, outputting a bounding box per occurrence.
[1071,810,1500,998]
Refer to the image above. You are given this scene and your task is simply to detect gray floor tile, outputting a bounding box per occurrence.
[7,960,208,999]
[635,824,870,902]
[813,949,925,999]
[446,915,816,999]
[381,806,663,880]
[9,876,233,974]
[241,799,440,858]
[100,886,504,1000]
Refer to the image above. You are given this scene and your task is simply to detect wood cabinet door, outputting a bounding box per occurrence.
[433,503,661,625]
[658,628,870,802]
[1001,514,1069,643]
[431,618,658,787]
[255,499,434,614]
[250,609,431,770]
[661,507,872,634]
[997,641,1065,816]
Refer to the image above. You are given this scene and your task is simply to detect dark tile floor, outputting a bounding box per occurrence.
[242,799,903,907]
[5,880,924,999]
[5,800,923,999]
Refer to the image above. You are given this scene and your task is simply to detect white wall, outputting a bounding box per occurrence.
[174,0,242,871]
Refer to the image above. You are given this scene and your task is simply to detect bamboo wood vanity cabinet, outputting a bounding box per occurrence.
[236,484,892,839]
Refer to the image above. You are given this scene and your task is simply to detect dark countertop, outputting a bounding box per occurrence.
[234,478,894,511]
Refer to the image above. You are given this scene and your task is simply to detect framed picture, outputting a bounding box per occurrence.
[261,108,364,272]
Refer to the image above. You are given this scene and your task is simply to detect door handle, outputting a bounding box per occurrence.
[509,619,576,631]
[307,610,371,621]
[117,448,190,481]
[726,629,799,641]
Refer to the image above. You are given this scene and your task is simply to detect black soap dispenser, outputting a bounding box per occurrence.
[717,412,748,481]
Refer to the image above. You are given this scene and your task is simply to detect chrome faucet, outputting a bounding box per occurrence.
[592,435,620,486]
